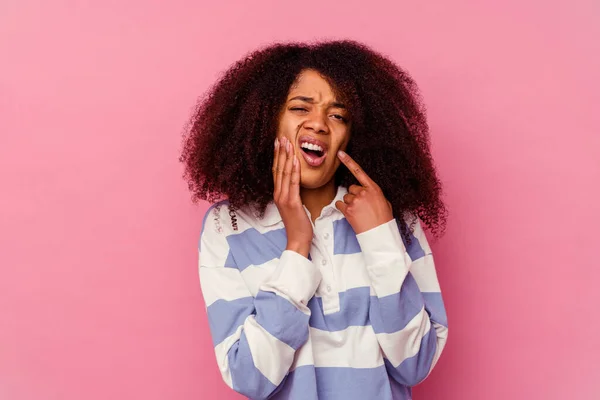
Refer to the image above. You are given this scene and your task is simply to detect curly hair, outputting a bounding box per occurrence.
[180,40,447,241]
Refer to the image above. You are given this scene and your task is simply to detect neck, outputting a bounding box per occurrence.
[300,180,337,224]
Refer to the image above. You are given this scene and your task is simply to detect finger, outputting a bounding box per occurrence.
[289,155,301,201]
[343,193,356,204]
[348,184,365,196]
[337,150,377,188]
[279,138,294,201]
[335,200,348,215]
[273,138,280,192]
[293,121,304,161]
[275,137,287,196]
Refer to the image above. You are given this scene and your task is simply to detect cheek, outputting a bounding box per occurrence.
[335,131,351,151]
[277,115,301,141]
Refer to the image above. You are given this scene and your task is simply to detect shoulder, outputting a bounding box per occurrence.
[200,200,263,239]
[200,200,228,238]
[199,201,265,264]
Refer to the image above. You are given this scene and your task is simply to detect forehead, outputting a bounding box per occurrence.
[287,69,337,99]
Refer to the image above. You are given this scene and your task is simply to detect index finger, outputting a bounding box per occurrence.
[337,150,377,188]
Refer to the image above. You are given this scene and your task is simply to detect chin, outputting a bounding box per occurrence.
[300,174,332,189]
[299,163,338,189]
[299,179,321,189]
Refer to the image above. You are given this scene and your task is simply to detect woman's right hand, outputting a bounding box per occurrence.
[273,136,313,258]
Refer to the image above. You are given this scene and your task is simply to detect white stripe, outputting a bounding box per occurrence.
[429,323,448,371]
[331,253,372,293]
[240,259,278,297]
[375,307,431,367]
[290,333,314,371]
[409,254,441,292]
[245,316,296,386]
[365,251,412,298]
[309,325,384,369]
[213,316,296,387]
[231,207,285,234]
[199,266,251,307]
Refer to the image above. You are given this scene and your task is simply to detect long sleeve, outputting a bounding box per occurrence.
[198,204,321,400]
[356,217,448,387]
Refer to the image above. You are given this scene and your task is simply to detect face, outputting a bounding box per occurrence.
[276,69,352,189]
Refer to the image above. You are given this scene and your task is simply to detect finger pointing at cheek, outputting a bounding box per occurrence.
[335,150,394,234]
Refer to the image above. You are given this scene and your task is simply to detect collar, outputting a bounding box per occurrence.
[254,185,348,226]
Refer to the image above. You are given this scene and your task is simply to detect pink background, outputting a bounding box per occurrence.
[1,1,599,399]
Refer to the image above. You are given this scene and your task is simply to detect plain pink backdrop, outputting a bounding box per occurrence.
[1,1,599,399]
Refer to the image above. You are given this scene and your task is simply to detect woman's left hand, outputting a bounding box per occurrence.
[335,150,394,234]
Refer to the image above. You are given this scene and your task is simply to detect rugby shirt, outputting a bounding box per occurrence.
[198,185,448,400]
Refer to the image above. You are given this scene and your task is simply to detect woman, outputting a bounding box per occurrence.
[181,40,448,400]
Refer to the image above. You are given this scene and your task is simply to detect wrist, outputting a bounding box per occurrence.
[286,241,311,258]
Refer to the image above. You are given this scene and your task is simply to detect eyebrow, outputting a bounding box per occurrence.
[288,96,347,109]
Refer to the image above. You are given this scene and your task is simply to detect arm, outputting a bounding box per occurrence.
[199,206,321,400]
[356,217,448,387]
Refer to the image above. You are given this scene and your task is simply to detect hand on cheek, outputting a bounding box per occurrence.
[272,136,313,257]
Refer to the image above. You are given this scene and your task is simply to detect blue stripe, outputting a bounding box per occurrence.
[272,365,410,400]
[207,291,310,350]
[314,365,402,400]
[333,218,361,255]
[225,227,287,271]
[206,296,254,347]
[270,365,318,400]
[208,287,443,344]
[385,326,438,387]
[228,330,279,399]
[370,272,425,334]
[389,378,413,399]
[254,291,310,350]
[423,292,448,327]
[306,285,444,335]
[218,217,429,269]
[308,287,370,332]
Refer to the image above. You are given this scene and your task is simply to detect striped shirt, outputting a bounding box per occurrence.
[198,185,448,400]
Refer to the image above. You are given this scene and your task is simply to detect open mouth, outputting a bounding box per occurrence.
[298,136,328,167]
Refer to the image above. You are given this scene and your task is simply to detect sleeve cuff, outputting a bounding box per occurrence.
[259,250,321,313]
[356,219,407,263]
[356,219,412,297]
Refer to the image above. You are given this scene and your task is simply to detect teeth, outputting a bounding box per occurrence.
[301,142,324,153]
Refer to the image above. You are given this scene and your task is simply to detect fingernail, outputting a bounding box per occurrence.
[274,138,279,148]
[293,156,297,166]
[287,141,291,152]
[338,150,346,158]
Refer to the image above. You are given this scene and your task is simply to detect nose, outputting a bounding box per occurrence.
[303,111,329,135]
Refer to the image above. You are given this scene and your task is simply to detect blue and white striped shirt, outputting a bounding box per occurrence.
[198,185,448,400]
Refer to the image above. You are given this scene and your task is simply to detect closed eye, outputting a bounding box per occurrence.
[290,107,347,122]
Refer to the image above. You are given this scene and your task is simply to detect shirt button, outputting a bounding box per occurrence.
[323,233,330,240]
[326,285,332,292]
[321,259,327,266]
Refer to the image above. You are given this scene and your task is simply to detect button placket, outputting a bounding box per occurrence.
[319,254,336,298]
[313,218,340,314]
